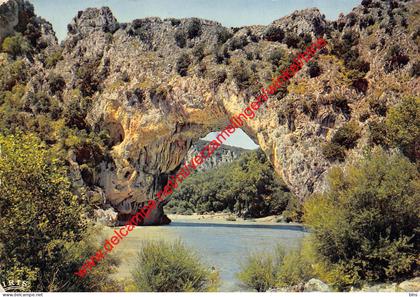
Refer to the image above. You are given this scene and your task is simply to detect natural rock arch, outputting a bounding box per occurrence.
[4,0,417,224]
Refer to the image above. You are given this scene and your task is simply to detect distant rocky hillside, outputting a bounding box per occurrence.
[186,140,251,171]
[0,0,418,224]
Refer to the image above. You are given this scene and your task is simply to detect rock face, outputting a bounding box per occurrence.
[304,278,330,292]
[1,0,419,224]
[186,140,250,172]
[397,277,420,292]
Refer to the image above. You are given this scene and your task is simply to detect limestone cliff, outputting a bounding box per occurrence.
[0,0,418,224]
[186,140,250,172]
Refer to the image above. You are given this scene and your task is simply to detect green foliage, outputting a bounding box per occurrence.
[0,59,27,91]
[276,244,314,287]
[176,53,191,77]
[132,240,219,292]
[216,28,233,44]
[331,121,360,149]
[281,195,303,223]
[368,120,388,146]
[1,33,29,58]
[238,243,316,291]
[170,149,295,219]
[322,142,346,162]
[192,43,205,61]
[264,26,285,42]
[45,50,63,68]
[410,61,420,77]
[187,19,202,39]
[385,96,419,161]
[232,61,251,88]
[384,45,409,73]
[0,132,118,291]
[304,149,420,289]
[174,30,186,48]
[268,49,286,67]
[283,33,300,48]
[228,35,248,51]
[238,246,284,292]
[307,61,321,78]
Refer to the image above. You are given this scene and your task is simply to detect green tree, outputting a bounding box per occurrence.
[0,132,117,291]
[237,246,284,292]
[132,240,219,292]
[385,96,419,162]
[303,148,420,289]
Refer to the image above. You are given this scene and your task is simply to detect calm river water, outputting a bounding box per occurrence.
[107,219,307,291]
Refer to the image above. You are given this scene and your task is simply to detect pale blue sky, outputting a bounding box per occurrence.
[29,0,360,149]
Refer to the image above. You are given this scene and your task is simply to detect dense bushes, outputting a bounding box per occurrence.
[238,246,284,291]
[232,61,251,88]
[176,53,191,76]
[264,26,285,42]
[384,45,409,73]
[304,149,419,289]
[322,122,360,161]
[238,244,314,291]
[132,240,219,292]
[187,19,202,39]
[241,150,419,291]
[0,133,118,291]
[384,96,419,161]
[169,149,295,219]
[330,121,360,149]
[367,96,419,162]
[307,61,321,78]
[1,33,29,58]
[228,35,248,51]
[174,30,186,48]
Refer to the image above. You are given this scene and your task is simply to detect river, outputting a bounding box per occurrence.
[104,218,308,291]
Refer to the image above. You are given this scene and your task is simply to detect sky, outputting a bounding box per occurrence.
[29,0,361,149]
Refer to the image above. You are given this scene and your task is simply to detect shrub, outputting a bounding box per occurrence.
[187,19,202,39]
[216,27,233,44]
[307,61,321,78]
[232,61,251,88]
[45,50,63,68]
[284,33,300,48]
[368,120,388,146]
[281,195,303,223]
[369,98,387,116]
[192,43,205,61]
[0,133,118,291]
[238,246,284,292]
[174,30,187,48]
[331,122,360,149]
[268,49,285,66]
[264,26,285,42]
[385,96,420,161]
[132,240,219,292]
[229,35,248,51]
[47,73,66,94]
[276,245,314,287]
[1,33,29,58]
[176,53,191,77]
[215,70,227,84]
[304,149,420,289]
[361,0,372,7]
[384,45,410,73]
[226,215,236,221]
[0,59,27,91]
[410,61,420,77]
[322,142,346,162]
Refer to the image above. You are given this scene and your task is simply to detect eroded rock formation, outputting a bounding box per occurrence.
[1,0,419,224]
